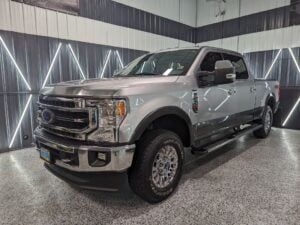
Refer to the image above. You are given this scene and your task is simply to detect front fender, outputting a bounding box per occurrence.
[129,106,192,143]
[118,94,192,144]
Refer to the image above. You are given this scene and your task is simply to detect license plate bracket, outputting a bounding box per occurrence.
[40,147,53,163]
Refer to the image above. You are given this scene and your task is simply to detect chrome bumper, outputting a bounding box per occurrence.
[34,129,135,172]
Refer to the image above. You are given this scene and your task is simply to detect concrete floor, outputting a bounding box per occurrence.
[0,128,299,225]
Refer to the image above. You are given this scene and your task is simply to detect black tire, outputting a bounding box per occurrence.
[253,105,273,138]
[129,129,184,203]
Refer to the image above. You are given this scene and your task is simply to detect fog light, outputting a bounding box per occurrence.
[97,152,107,161]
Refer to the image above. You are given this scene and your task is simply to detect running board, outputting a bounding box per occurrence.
[193,124,263,155]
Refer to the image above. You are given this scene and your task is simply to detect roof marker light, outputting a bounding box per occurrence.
[100,50,112,78]
[9,94,33,148]
[42,43,62,88]
[282,97,300,127]
[68,44,86,80]
[0,36,32,90]
[264,49,282,79]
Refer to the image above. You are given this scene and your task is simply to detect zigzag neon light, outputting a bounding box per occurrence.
[68,44,86,79]
[0,36,31,90]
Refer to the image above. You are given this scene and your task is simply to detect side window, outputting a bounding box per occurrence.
[223,53,249,79]
[200,52,223,72]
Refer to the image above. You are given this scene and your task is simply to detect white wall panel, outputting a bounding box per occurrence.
[10,1,25,33]
[0,0,11,31]
[197,25,300,53]
[197,0,291,27]
[113,0,197,26]
[240,0,290,17]
[221,36,239,51]
[180,0,197,27]
[57,13,68,40]
[35,7,47,37]
[46,10,58,38]
[23,4,36,35]
[197,0,239,26]
[0,0,193,52]
[67,14,78,41]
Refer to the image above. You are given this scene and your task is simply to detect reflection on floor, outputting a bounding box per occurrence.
[0,128,299,225]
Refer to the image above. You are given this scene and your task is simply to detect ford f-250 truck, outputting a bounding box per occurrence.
[35,46,279,203]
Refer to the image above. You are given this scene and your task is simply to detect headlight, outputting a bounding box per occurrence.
[86,99,127,142]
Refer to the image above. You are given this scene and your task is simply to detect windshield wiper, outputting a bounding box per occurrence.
[113,72,160,77]
[134,72,160,75]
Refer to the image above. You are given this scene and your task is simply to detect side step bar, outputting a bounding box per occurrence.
[192,124,263,155]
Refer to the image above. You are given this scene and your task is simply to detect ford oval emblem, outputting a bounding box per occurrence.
[41,109,55,124]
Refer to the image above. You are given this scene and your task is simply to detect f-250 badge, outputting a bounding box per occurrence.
[192,90,198,113]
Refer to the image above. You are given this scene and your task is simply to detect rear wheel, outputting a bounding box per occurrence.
[253,105,273,138]
[129,129,184,203]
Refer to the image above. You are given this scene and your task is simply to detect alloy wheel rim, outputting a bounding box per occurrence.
[151,145,179,189]
[264,110,272,132]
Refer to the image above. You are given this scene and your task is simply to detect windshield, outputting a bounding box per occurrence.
[114,49,199,77]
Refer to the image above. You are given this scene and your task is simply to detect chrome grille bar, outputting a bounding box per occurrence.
[37,96,97,140]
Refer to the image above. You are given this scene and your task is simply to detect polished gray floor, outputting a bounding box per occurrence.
[0,128,299,225]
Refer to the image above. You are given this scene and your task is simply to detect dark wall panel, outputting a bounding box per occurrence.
[244,48,300,131]
[244,48,300,86]
[79,0,196,43]
[274,87,300,130]
[196,3,300,43]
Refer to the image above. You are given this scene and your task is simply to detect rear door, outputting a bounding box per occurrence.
[195,51,238,139]
[222,53,256,124]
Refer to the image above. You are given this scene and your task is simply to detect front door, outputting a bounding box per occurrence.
[195,52,238,139]
[223,53,256,124]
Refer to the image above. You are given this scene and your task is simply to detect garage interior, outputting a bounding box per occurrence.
[0,0,299,224]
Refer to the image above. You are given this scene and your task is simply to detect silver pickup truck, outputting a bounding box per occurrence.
[35,46,279,203]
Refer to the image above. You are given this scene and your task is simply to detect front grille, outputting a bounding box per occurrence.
[37,96,97,140]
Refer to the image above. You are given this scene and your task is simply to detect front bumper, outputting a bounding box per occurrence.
[34,128,135,172]
[45,163,129,191]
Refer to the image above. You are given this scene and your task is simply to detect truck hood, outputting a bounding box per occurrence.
[40,76,179,97]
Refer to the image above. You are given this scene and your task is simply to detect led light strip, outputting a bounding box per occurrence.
[115,50,124,68]
[288,48,300,73]
[264,49,282,79]
[9,94,33,148]
[100,50,112,78]
[282,97,300,127]
[8,43,61,148]
[42,43,62,88]
[67,44,86,80]
[0,36,32,90]
[281,48,300,127]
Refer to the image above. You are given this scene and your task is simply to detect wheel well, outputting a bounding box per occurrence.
[267,96,276,112]
[142,115,191,147]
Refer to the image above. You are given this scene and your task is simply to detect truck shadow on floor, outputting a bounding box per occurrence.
[76,134,262,209]
[182,134,261,180]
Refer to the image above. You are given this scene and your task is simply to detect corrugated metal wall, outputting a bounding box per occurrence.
[244,48,300,86]
[0,30,146,152]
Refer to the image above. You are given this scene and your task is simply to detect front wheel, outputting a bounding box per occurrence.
[253,105,273,138]
[129,129,184,203]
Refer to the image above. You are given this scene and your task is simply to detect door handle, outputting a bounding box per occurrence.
[250,87,256,92]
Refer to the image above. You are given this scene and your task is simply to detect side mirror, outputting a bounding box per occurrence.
[197,60,236,86]
[197,71,215,86]
[214,60,236,84]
